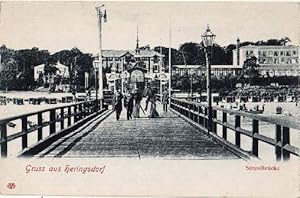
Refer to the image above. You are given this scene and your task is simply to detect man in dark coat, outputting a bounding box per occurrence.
[124,91,134,120]
[112,89,123,121]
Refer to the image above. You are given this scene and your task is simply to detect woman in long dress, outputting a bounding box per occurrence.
[149,93,159,118]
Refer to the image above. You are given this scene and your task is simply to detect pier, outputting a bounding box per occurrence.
[0,98,299,160]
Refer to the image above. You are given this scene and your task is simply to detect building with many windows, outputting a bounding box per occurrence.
[233,44,300,66]
[232,40,300,76]
[172,65,243,77]
[94,33,168,91]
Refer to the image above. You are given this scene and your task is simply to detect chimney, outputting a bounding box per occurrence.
[237,37,240,66]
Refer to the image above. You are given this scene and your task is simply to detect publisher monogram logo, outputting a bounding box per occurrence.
[7,183,16,189]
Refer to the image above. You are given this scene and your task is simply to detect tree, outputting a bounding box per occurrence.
[242,56,260,85]
[0,59,18,91]
[279,37,291,46]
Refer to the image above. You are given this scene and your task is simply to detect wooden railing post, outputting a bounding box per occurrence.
[235,115,241,147]
[49,109,56,134]
[204,107,208,129]
[188,104,191,119]
[60,107,64,130]
[0,123,7,157]
[275,125,282,161]
[212,109,217,133]
[79,104,83,119]
[68,106,71,126]
[252,119,259,157]
[282,126,290,160]
[222,112,227,140]
[74,105,78,122]
[37,112,43,141]
[21,117,28,149]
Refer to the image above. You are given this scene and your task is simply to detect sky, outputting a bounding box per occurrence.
[0,1,298,54]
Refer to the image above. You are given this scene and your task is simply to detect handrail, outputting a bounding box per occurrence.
[170,97,300,161]
[172,97,300,130]
[0,99,103,158]
[0,100,95,124]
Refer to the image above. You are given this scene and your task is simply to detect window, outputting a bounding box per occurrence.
[268,51,273,56]
[293,50,297,55]
[286,51,291,56]
[274,51,278,56]
[153,65,158,73]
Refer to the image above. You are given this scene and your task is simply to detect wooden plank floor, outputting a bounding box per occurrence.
[35,100,239,160]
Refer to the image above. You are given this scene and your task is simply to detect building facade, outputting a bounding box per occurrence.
[172,65,243,78]
[232,42,300,76]
[100,48,166,80]
[34,61,70,82]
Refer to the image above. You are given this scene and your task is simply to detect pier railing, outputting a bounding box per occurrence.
[170,97,300,160]
[0,99,104,157]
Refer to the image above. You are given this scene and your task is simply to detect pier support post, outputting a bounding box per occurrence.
[252,119,259,157]
[222,112,227,140]
[37,112,43,141]
[235,115,241,147]
[21,117,28,149]
[0,123,7,157]
[275,125,282,161]
[282,127,290,160]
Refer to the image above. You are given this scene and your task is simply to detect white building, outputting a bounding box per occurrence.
[232,39,300,76]
[34,61,70,81]
[173,65,243,77]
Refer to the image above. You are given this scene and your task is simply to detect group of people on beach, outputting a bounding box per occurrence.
[112,85,169,121]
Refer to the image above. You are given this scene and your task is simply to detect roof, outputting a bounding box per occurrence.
[34,61,68,68]
[173,65,243,69]
[240,45,299,50]
[95,49,164,58]
[173,65,202,69]
[259,64,300,70]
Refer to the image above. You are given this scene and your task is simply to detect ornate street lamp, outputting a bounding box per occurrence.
[95,5,107,107]
[201,25,216,135]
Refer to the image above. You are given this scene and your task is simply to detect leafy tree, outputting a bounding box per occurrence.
[242,56,260,85]
[279,37,291,46]
[0,59,18,91]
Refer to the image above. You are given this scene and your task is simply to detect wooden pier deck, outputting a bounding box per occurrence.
[34,101,239,160]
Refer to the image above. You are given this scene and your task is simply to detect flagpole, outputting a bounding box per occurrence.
[168,21,172,107]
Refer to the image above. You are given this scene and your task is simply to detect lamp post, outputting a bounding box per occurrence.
[93,61,99,110]
[95,5,107,107]
[160,46,163,97]
[201,25,216,135]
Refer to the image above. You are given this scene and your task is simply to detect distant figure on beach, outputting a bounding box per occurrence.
[72,89,77,102]
[112,89,123,121]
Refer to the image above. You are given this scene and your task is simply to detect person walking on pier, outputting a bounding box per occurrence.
[112,89,123,121]
[149,93,159,118]
[133,88,142,118]
[162,88,169,112]
[124,90,134,120]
